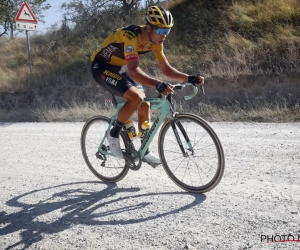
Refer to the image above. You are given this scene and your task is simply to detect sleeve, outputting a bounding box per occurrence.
[122,30,139,61]
[152,44,167,63]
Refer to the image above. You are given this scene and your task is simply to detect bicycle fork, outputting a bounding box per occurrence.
[170,120,194,156]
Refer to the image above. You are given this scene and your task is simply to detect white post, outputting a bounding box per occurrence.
[26,30,33,75]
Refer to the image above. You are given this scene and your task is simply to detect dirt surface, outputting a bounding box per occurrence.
[0,122,299,250]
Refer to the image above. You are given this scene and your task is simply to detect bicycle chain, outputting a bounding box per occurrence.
[122,149,141,171]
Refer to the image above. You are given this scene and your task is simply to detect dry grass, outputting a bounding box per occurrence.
[164,0,300,78]
[1,0,299,90]
[229,0,300,26]
[0,0,299,122]
[0,99,296,123]
[33,103,105,122]
[193,103,300,122]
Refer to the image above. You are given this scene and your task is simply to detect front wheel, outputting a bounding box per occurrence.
[158,113,225,193]
[81,115,129,182]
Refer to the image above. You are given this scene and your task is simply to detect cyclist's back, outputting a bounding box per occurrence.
[91,25,166,67]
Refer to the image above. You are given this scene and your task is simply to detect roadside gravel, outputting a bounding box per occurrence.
[0,122,299,250]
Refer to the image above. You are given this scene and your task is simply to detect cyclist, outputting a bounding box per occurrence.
[91,5,204,163]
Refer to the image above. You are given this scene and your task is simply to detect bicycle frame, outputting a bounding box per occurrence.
[81,81,226,193]
[99,83,199,159]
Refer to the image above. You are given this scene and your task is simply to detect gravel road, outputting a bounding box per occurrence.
[0,122,299,250]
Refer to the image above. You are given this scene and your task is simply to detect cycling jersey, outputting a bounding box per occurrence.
[90,25,166,66]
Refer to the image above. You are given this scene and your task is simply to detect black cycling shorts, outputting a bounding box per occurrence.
[91,61,144,97]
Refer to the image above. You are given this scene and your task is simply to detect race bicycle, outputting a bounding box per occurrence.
[81,83,225,193]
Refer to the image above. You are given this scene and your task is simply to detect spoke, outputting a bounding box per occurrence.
[160,115,223,192]
[82,117,128,181]
[195,143,215,150]
[190,156,212,180]
[164,149,180,153]
[192,132,207,148]
[167,155,187,162]
[194,154,218,167]
[181,157,190,182]
[193,155,218,159]
[172,157,187,174]
[188,158,194,186]
[187,155,204,183]
[180,121,206,148]
[192,156,217,177]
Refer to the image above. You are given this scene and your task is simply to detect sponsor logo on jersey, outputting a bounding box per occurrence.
[123,30,135,40]
[105,76,118,86]
[103,70,122,80]
[126,45,134,53]
[93,63,98,68]
[125,54,138,61]
[100,45,118,60]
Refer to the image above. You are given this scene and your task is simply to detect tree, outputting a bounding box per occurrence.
[118,0,139,16]
[0,0,50,39]
[60,0,142,36]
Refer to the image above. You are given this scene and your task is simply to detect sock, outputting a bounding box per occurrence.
[110,120,125,138]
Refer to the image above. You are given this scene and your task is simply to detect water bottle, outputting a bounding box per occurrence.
[138,121,151,139]
[125,119,137,140]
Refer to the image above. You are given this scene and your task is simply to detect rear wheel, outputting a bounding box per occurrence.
[81,115,129,182]
[158,113,225,193]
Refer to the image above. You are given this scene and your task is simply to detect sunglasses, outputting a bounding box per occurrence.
[155,28,171,35]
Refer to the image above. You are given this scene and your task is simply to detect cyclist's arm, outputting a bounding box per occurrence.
[159,59,204,86]
[158,59,189,82]
[126,59,159,88]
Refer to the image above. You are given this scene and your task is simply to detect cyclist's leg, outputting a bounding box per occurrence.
[91,62,144,158]
[121,71,160,165]
[121,71,150,129]
[120,87,144,123]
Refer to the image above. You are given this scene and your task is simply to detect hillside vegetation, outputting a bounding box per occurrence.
[0,0,299,122]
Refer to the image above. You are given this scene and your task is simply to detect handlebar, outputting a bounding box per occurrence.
[172,82,205,100]
[151,82,205,110]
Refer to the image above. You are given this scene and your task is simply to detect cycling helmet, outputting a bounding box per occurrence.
[145,6,174,28]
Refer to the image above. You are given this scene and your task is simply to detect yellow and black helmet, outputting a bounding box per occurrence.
[145,5,174,28]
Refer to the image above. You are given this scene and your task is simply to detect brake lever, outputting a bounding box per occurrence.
[172,83,186,90]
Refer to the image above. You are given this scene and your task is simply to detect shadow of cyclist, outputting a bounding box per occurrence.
[0,181,206,250]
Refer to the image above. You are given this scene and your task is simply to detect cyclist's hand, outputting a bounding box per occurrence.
[188,74,204,87]
[156,82,174,95]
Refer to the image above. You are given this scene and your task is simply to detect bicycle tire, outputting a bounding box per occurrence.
[158,113,225,193]
[81,115,129,182]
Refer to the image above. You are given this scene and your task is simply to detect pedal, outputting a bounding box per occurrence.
[142,157,160,168]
